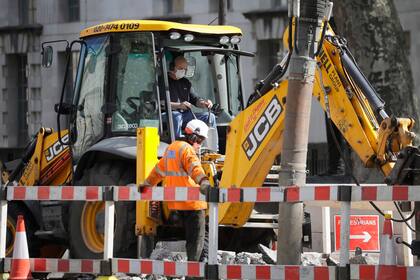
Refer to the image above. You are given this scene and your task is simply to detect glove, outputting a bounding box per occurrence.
[138,181,151,193]
[199,179,211,195]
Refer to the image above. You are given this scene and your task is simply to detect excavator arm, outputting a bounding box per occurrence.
[218,25,419,227]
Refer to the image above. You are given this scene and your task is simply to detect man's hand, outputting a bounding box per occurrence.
[138,181,151,193]
[179,101,192,110]
[199,179,211,195]
[198,99,213,109]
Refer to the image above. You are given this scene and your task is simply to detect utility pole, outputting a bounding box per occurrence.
[218,0,226,25]
[277,0,330,264]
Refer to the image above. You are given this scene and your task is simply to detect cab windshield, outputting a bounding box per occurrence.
[72,32,158,158]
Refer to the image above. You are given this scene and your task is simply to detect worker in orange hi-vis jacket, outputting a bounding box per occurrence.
[140,119,211,261]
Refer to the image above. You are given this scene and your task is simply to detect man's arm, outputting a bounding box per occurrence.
[190,87,213,109]
[144,159,165,186]
[181,146,208,184]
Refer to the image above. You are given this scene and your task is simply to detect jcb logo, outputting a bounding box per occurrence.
[45,134,69,162]
[242,96,282,160]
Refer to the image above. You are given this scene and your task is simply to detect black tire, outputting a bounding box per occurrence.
[6,202,39,257]
[69,160,138,258]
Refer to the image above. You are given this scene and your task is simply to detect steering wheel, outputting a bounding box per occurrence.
[125,91,158,119]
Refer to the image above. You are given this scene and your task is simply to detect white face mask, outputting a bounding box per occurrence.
[175,69,186,79]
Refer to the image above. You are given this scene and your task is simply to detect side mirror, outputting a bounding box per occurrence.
[41,46,53,68]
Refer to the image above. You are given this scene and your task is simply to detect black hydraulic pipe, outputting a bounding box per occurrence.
[340,49,388,119]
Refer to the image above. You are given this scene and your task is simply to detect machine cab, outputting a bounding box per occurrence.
[47,20,253,159]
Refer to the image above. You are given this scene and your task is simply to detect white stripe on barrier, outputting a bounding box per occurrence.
[3,258,102,273]
[218,264,336,279]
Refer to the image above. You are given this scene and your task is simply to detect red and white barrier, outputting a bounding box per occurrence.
[4,258,102,274]
[114,186,206,202]
[350,264,420,279]
[112,259,205,278]
[7,186,103,201]
[218,264,336,280]
[6,184,420,202]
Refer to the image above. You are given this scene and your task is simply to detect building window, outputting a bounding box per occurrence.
[256,39,282,81]
[165,0,184,14]
[17,55,28,146]
[18,0,36,25]
[2,112,7,125]
[68,0,80,22]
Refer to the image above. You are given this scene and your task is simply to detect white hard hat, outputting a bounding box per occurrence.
[185,119,209,138]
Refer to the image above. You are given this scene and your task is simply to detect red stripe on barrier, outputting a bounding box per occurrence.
[118,259,130,273]
[81,260,93,273]
[359,265,375,280]
[141,188,153,200]
[164,188,176,201]
[86,187,99,200]
[315,186,330,200]
[118,187,130,201]
[57,259,69,272]
[377,265,407,280]
[62,187,74,200]
[227,189,241,202]
[227,265,242,279]
[256,265,271,279]
[141,260,153,274]
[187,262,200,277]
[285,266,299,280]
[362,187,377,201]
[164,261,176,276]
[187,188,200,201]
[286,187,300,202]
[14,187,26,200]
[34,258,46,272]
[38,187,50,200]
[257,188,271,202]
[314,266,329,280]
[393,185,408,201]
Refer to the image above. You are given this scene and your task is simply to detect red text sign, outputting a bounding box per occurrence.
[335,215,379,251]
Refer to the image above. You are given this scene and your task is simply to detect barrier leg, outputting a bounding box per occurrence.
[207,202,218,280]
[97,201,116,280]
[338,201,351,280]
[0,200,9,279]
[322,206,331,254]
[402,212,414,266]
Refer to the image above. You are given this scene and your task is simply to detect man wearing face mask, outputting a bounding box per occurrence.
[168,55,217,139]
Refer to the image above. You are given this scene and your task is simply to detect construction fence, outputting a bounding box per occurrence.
[1,184,420,279]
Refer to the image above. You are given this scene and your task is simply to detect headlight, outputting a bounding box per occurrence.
[230,36,241,44]
[169,32,181,40]
[184,34,195,42]
[219,36,230,45]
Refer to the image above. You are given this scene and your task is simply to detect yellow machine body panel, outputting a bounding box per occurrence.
[80,20,242,38]
[218,83,287,226]
[136,127,160,236]
[19,128,72,186]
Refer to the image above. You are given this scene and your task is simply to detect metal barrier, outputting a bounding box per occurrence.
[1,184,420,279]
